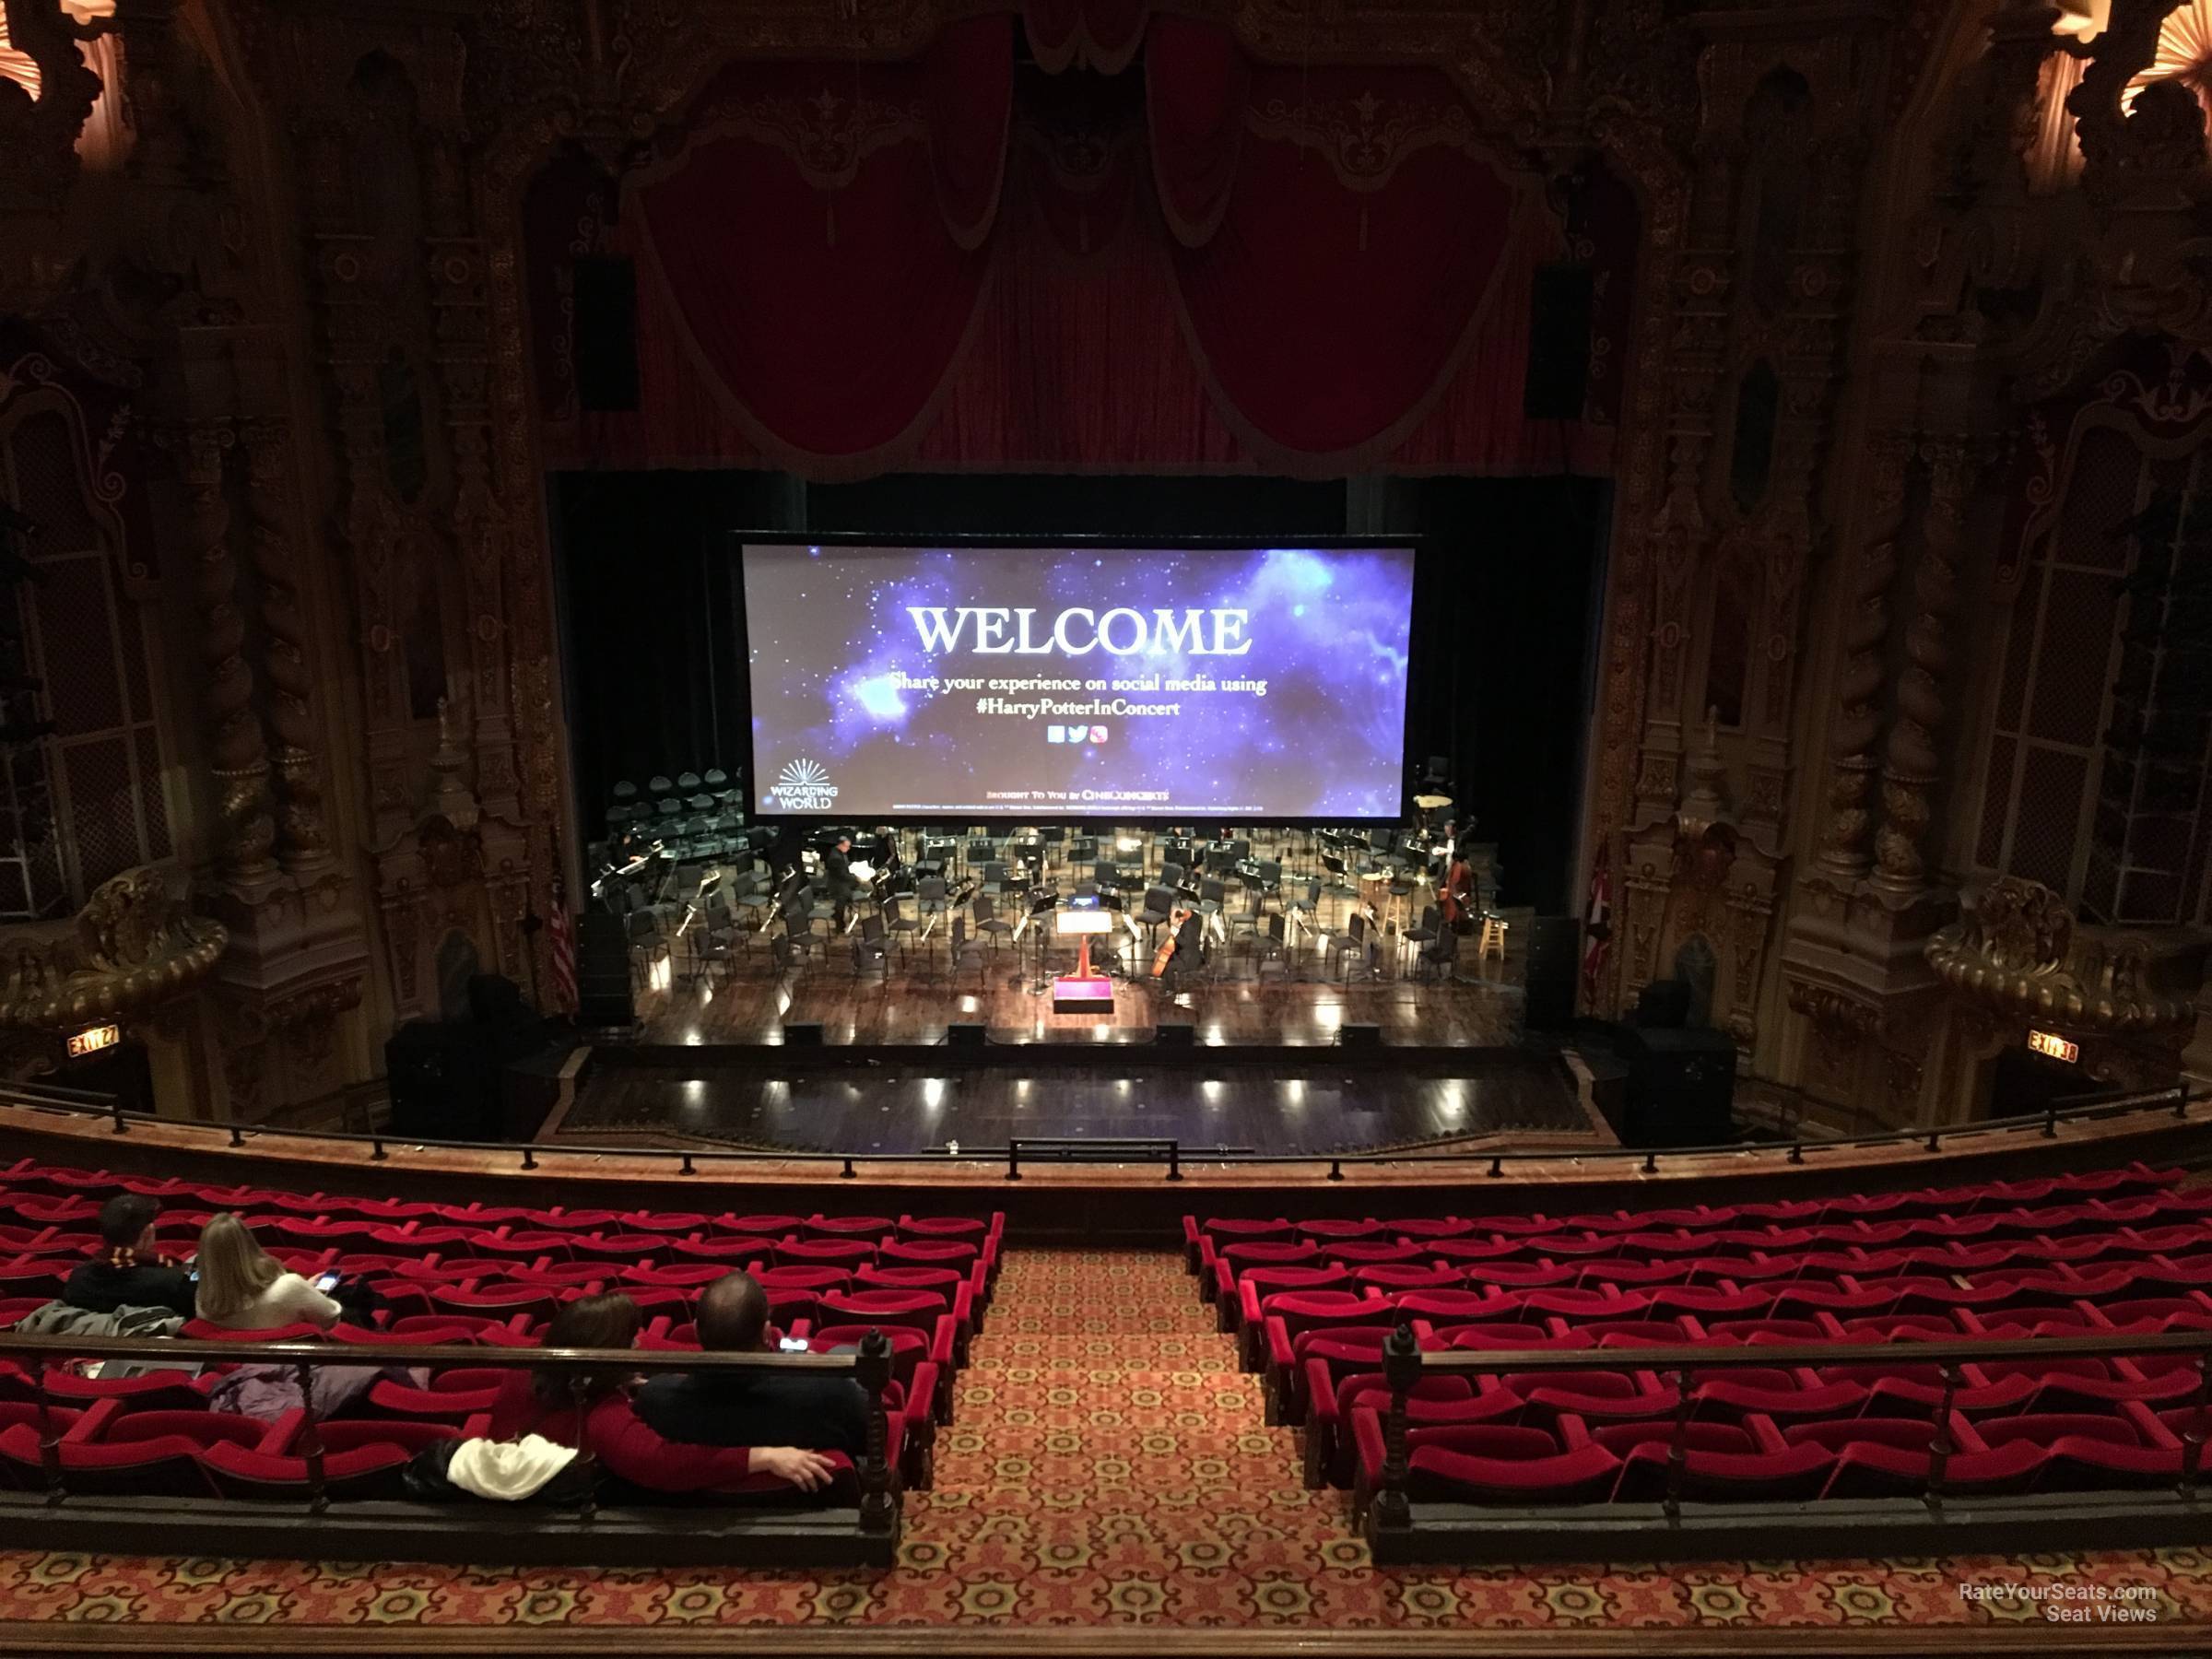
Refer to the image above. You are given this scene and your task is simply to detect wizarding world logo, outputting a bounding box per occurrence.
[770,758,838,811]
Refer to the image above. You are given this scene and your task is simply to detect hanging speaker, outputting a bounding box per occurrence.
[573,255,640,413]
[1523,262,1594,421]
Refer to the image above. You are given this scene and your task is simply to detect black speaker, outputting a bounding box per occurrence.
[573,255,640,413]
[783,1022,824,1047]
[1633,978,1691,1030]
[1156,1024,1194,1048]
[948,1022,987,1049]
[1616,1025,1737,1147]
[574,914,634,1028]
[1523,262,1595,421]
[386,1021,495,1140]
[1338,1024,1382,1051]
[1523,915,1581,1031]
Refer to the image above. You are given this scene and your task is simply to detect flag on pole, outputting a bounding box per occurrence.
[1580,842,1613,1008]
[548,875,579,1018]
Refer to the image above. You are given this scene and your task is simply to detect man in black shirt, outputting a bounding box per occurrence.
[63,1194,196,1318]
[820,833,859,932]
[634,1272,870,1455]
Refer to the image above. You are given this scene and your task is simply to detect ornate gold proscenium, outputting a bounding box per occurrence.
[0,867,228,1030]
[1925,877,2196,1032]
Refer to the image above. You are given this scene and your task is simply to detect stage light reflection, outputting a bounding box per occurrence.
[1202,1080,1222,1101]
[923,1077,947,1108]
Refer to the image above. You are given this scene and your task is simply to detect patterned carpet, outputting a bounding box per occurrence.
[1,1247,2210,1651]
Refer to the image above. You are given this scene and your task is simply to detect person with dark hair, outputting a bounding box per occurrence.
[62,1194,195,1317]
[482,1292,834,1494]
[634,1272,871,1454]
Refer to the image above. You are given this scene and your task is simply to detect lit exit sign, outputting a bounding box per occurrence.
[2028,1030,2079,1065]
[65,1024,120,1060]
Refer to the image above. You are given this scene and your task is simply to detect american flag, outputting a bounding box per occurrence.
[1580,841,1613,1009]
[548,875,578,1018]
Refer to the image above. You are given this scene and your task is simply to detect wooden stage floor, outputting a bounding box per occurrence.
[630,939,1526,1048]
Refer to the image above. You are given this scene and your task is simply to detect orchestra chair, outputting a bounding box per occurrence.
[1414,921,1460,985]
[1402,905,1441,979]
[971,893,1016,951]
[1135,886,1175,954]
[948,916,987,987]
[627,909,670,990]
[852,913,891,979]
[882,895,921,968]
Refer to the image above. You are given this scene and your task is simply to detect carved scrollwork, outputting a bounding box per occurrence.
[0,868,227,1030]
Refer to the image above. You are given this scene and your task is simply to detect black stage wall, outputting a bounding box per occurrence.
[553,471,1604,912]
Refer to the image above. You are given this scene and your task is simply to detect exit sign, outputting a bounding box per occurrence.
[65,1024,120,1060]
[2028,1029,2079,1065]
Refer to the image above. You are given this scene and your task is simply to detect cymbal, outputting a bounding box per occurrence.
[1413,794,1453,809]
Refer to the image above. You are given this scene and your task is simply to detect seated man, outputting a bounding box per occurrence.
[64,1194,196,1318]
[635,1271,870,1455]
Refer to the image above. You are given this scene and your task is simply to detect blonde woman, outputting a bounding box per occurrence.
[194,1213,342,1331]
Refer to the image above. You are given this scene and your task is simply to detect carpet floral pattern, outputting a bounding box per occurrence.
[0,1247,2209,1637]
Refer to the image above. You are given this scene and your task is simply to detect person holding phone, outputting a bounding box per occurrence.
[192,1213,343,1331]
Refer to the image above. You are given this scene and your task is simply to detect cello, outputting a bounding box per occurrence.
[1152,906,1194,976]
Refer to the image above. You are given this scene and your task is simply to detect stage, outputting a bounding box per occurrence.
[627,936,1526,1047]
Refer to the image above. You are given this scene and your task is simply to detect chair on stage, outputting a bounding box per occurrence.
[852,913,890,979]
[1135,885,1175,954]
[882,895,921,968]
[691,888,740,987]
[1195,877,1229,928]
[1328,912,1375,982]
[979,861,1011,900]
[964,838,994,877]
[1092,860,1122,900]
[1253,912,1293,982]
[948,916,987,987]
[1402,904,1441,979]
[627,909,669,989]
[1069,835,1099,867]
[1413,917,1459,985]
[973,894,1015,951]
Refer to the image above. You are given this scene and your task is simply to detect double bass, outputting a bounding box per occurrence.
[1439,855,1475,933]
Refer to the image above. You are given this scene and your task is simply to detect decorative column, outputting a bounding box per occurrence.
[1873,437,1971,897]
[1814,430,1913,878]
[239,419,334,875]
[182,423,276,882]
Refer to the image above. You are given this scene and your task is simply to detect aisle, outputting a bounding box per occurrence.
[0,1248,2206,1642]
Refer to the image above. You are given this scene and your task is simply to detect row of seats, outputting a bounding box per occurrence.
[0,1158,1005,1503]
[1183,1165,2212,1511]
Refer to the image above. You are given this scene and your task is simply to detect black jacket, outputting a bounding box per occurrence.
[633,1368,871,1455]
[63,1257,196,1318]
[822,849,857,897]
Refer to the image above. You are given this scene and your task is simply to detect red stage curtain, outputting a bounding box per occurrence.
[1022,0,1150,75]
[1147,18,1523,465]
[625,16,1011,471]
[538,15,1632,478]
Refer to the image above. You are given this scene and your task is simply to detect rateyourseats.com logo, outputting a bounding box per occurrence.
[768,758,838,811]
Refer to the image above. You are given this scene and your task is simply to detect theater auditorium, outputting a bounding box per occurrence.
[2,0,2212,1653]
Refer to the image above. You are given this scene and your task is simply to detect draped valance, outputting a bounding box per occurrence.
[531,11,1639,479]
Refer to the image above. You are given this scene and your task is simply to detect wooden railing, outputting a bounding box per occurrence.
[0,1078,2194,1187]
